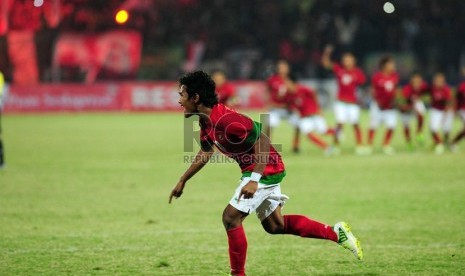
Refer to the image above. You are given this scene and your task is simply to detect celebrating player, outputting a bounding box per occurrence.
[286,78,335,154]
[169,71,363,276]
[429,73,454,154]
[266,60,300,152]
[322,45,367,154]
[450,68,465,151]
[398,72,429,150]
[367,56,399,155]
[212,70,237,106]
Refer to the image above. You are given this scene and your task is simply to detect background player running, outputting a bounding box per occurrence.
[367,56,399,155]
[169,71,363,276]
[450,68,465,151]
[266,60,301,152]
[321,45,367,155]
[212,70,238,106]
[428,73,454,154]
[399,72,429,150]
[286,77,335,155]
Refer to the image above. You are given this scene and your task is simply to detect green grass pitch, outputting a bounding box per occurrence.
[1,111,464,275]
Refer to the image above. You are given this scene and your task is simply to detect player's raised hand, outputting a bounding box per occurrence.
[324,44,334,53]
[169,180,186,204]
[237,181,258,203]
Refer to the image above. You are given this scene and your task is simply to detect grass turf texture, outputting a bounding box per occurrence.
[1,111,464,275]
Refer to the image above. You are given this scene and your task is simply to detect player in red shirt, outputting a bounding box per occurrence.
[398,73,429,149]
[451,68,465,151]
[212,70,237,106]
[266,60,301,152]
[169,71,363,276]
[367,56,399,155]
[322,45,366,154]
[286,78,335,154]
[428,73,454,154]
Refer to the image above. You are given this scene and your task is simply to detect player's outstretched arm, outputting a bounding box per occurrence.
[169,148,214,204]
[321,44,334,69]
[238,133,270,201]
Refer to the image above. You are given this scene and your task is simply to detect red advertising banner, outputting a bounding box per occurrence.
[53,31,142,83]
[3,81,267,112]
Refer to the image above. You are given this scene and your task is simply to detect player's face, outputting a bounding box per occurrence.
[178,85,197,118]
[411,75,423,89]
[342,54,356,69]
[433,75,445,88]
[384,60,396,73]
[277,61,290,77]
[212,72,226,86]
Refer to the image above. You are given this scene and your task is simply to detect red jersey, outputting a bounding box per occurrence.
[267,74,289,105]
[216,83,235,104]
[372,72,399,110]
[291,85,320,117]
[457,81,465,110]
[333,63,366,103]
[430,85,452,111]
[402,82,429,110]
[200,104,286,184]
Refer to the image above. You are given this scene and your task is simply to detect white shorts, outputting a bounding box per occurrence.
[458,110,465,123]
[229,177,289,221]
[298,115,328,134]
[400,112,414,126]
[369,102,397,129]
[269,108,297,128]
[430,108,454,132]
[414,100,426,115]
[334,101,360,124]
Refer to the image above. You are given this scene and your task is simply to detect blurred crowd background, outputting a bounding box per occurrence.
[0,0,464,84]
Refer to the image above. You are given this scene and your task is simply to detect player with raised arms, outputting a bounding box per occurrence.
[398,72,429,150]
[321,45,367,155]
[169,71,363,276]
[429,73,454,154]
[367,55,399,155]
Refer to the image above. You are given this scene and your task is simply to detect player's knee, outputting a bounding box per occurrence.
[222,211,240,230]
[263,222,285,235]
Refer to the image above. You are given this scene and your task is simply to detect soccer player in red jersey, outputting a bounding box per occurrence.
[399,72,429,149]
[322,45,367,154]
[451,68,465,151]
[169,71,363,276]
[266,60,301,152]
[429,73,454,154]
[287,78,335,154]
[212,70,237,106]
[367,56,399,155]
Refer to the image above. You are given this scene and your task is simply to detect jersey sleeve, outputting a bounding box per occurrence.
[356,68,366,85]
[217,112,262,145]
[199,126,213,151]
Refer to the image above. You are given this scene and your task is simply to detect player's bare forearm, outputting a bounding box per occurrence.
[321,44,334,69]
[180,149,213,182]
[169,149,213,203]
[252,133,270,175]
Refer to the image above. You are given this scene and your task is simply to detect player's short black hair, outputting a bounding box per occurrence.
[179,71,218,108]
[379,55,394,69]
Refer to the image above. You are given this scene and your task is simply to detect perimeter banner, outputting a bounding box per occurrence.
[3,81,267,112]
